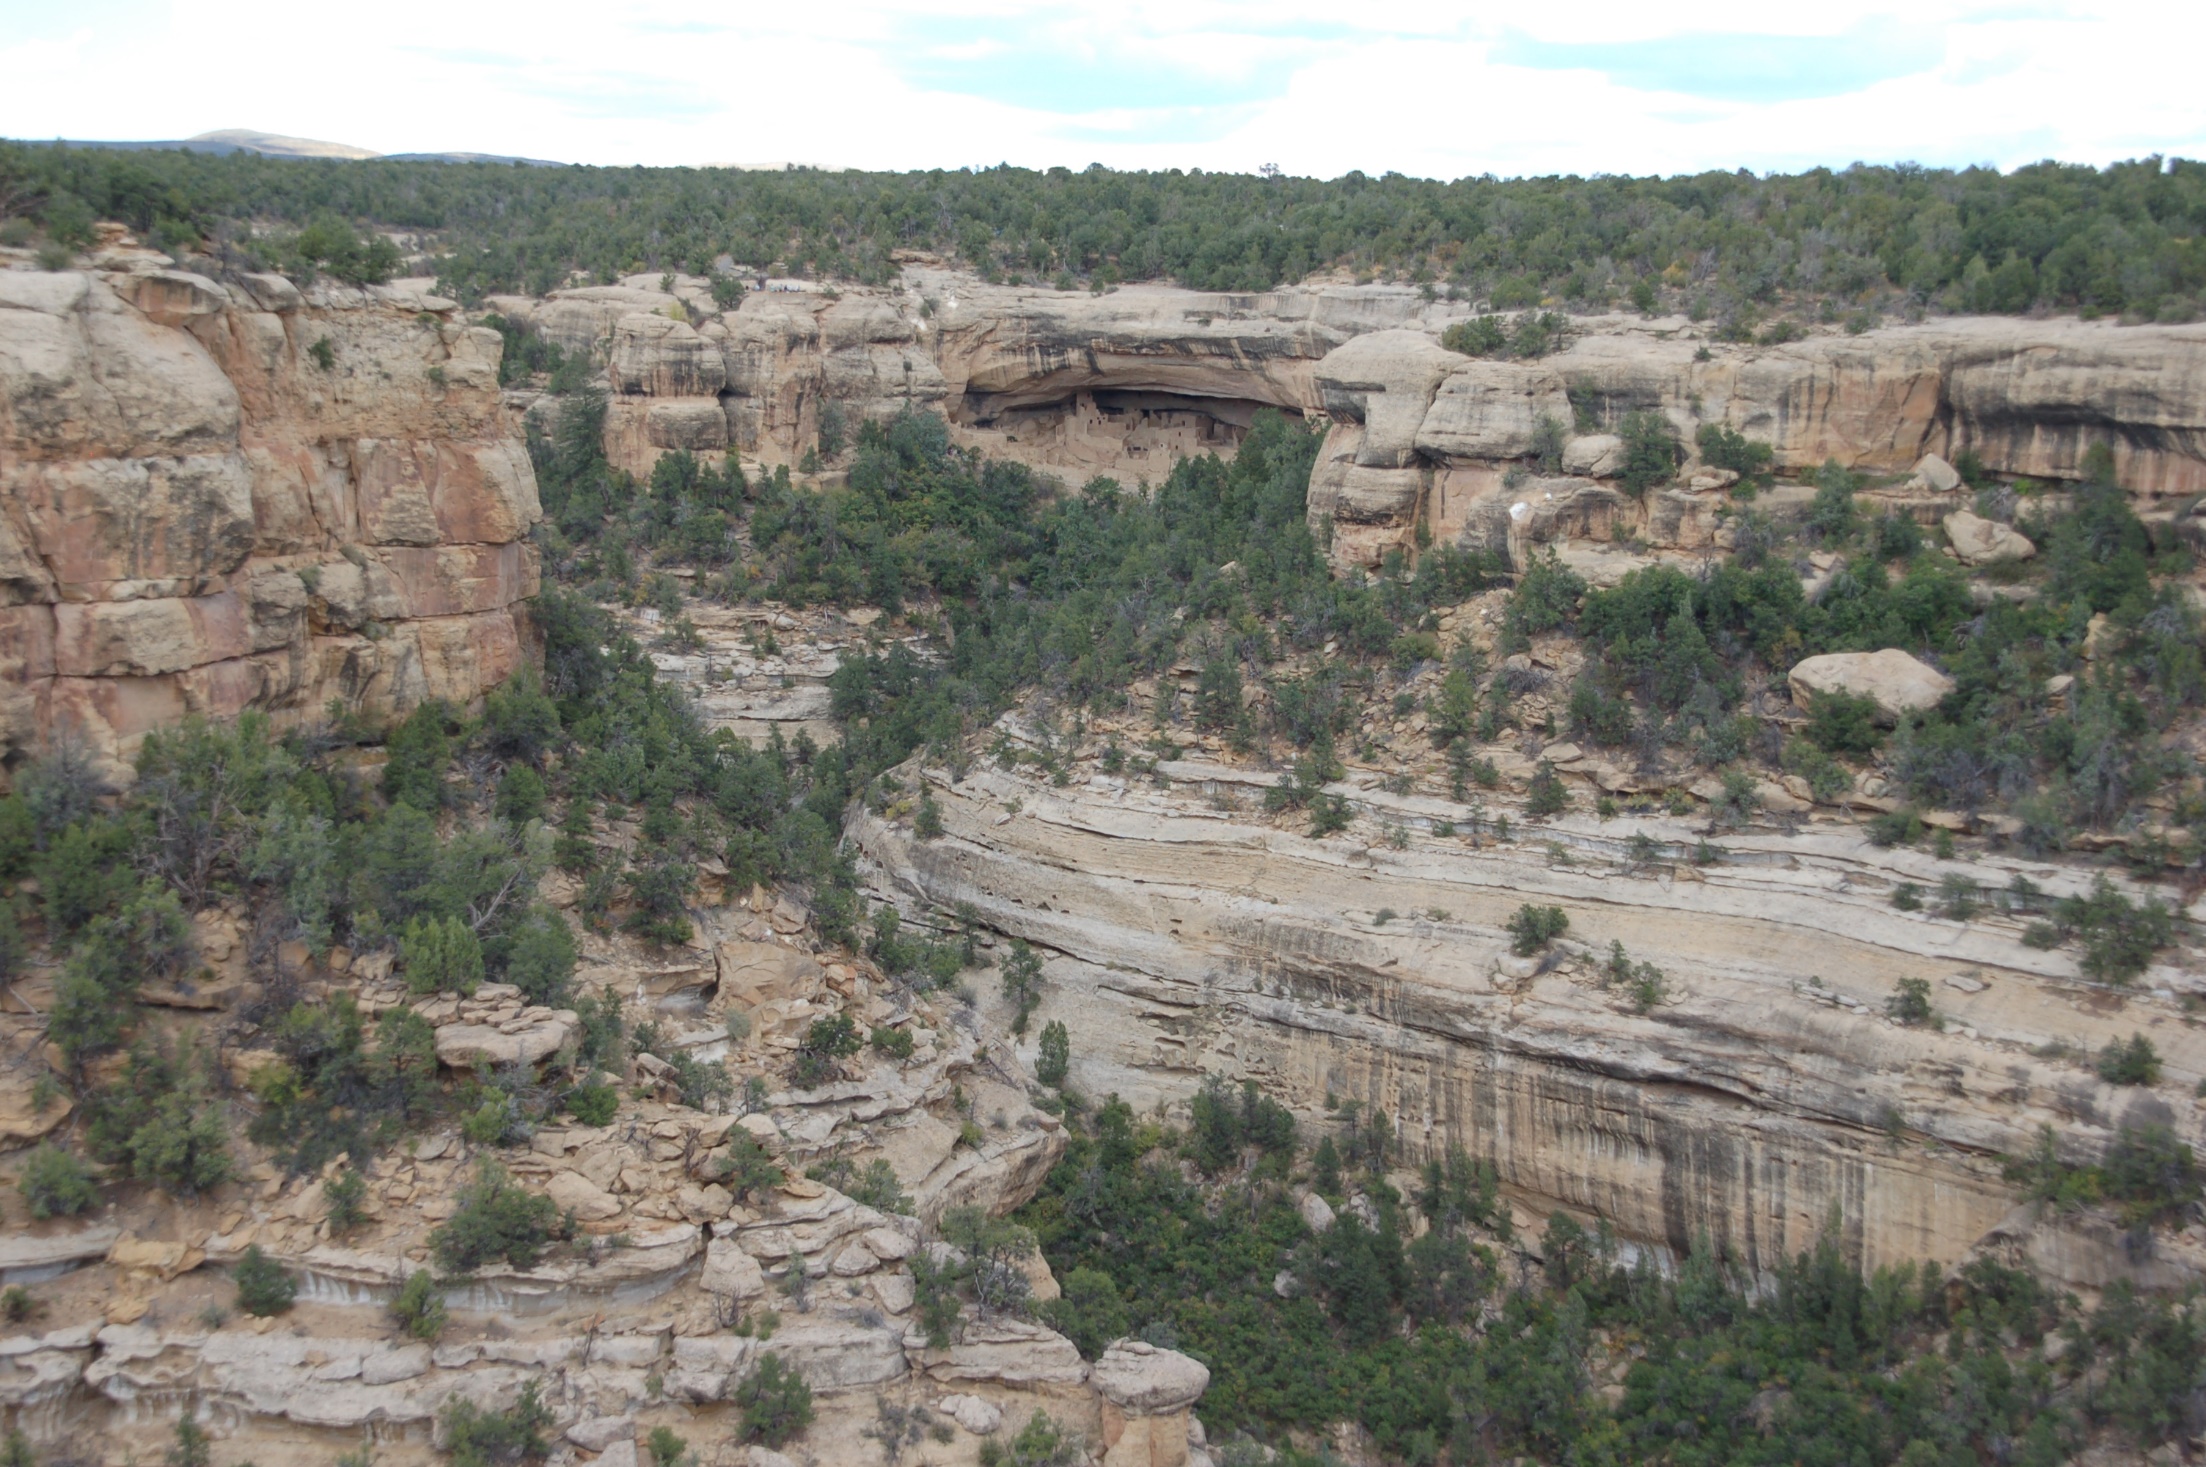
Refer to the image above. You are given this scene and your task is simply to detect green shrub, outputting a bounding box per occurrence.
[494,763,547,824]
[2053,878,2173,984]
[85,1039,233,1194]
[382,701,453,810]
[1695,423,1774,486]
[1506,904,1569,956]
[432,1162,568,1274]
[1036,1019,1070,1087]
[1000,939,1044,1035]
[1504,550,1585,645]
[1618,411,1683,498]
[645,1426,689,1467]
[2099,1124,2201,1225]
[717,1131,786,1201]
[496,908,576,1005]
[1042,1266,1130,1359]
[790,1013,861,1088]
[734,1354,815,1447]
[402,914,484,996]
[234,1244,297,1316]
[1524,761,1568,817]
[18,1144,98,1219]
[247,998,437,1175]
[166,1418,210,1467]
[565,1082,618,1126]
[1441,315,1507,356]
[871,1024,915,1060]
[0,794,33,880]
[324,1167,368,1232]
[1804,691,1884,756]
[622,854,696,945]
[442,1381,553,1467]
[1867,808,1923,847]
[2096,1033,2162,1086]
[481,670,562,761]
[391,1268,449,1341]
[984,1411,1083,1467]
[1887,977,1935,1026]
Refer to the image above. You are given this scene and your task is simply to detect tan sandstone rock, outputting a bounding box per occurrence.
[1787,649,1956,721]
[1943,509,2036,565]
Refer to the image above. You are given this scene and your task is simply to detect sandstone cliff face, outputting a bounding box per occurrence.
[851,750,2204,1284]
[0,259,541,782]
[495,270,1442,481]
[1309,315,2206,568]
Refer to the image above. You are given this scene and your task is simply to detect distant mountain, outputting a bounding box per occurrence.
[21,128,564,166]
[182,128,381,159]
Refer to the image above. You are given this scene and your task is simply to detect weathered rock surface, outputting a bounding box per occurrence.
[850,753,2203,1283]
[1297,314,2206,566]
[0,259,539,781]
[1788,649,1957,720]
[1092,1341,1210,1415]
[1943,509,2037,565]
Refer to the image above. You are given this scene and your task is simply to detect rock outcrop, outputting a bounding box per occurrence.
[1302,315,2206,568]
[0,255,540,782]
[1788,649,1958,721]
[489,268,2206,568]
[1093,1341,1210,1467]
[850,744,2203,1283]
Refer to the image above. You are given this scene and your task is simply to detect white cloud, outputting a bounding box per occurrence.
[0,0,2199,175]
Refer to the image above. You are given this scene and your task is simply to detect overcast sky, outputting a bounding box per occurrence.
[3,0,2200,178]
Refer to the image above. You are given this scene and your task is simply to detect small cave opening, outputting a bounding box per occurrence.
[956,387,1290,468]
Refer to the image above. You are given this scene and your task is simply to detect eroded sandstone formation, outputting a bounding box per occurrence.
[0,248,540,782]
[487,268,2206,570]
[1308,317,2206,567]
[848,713,2206,1286]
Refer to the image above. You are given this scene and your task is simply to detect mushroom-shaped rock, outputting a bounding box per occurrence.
[1787,649,1954,723]
[1092,1340,1211,1416]
[1942,509,2036,566]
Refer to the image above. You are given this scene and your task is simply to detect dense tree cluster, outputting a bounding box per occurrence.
[1019,1085,2206,1467]
[6,142,2206,319]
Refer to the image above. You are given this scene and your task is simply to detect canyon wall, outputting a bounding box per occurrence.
[489,269,1439,481]
[1309,318,2206,567]
[492,269,2206,558]
[0,252,540,783]
[851,753,2206,1283]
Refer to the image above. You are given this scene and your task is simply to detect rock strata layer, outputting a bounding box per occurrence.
[1,258,540,780]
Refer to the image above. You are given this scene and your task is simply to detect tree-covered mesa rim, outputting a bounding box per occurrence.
[5,142,2204,321]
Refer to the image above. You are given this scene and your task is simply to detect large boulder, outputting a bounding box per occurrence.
[433,1013,573,1068]
[1091,1341,1210,1415]
[1788,649,1955,722]
[1913,453,1963,493]
[545,1170,622,1223]
[1942,509,2036,565]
